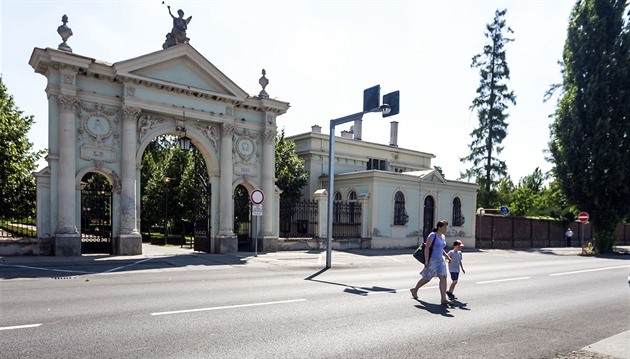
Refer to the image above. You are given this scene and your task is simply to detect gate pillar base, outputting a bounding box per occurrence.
[116,234,142,255]
[217,235,237,253]
[260,236,278,252]
[54,234,81,256]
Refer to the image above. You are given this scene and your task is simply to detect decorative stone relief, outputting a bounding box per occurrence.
[234,128,259,176]
[194,124,220,150]
[137,115,164,142]
[222,123,235,137]
[266,114,275,125]
[126,87,136,97]
[63,74,74,84]
[78,102,119,163]
[235,128,258,163]
[262,129,277,143]
[226,107,233,116]
[57,95,78,112]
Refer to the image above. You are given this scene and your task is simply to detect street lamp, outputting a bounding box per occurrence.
[325,85,399,268]
[176,111,191,151]
[163,176,171,245]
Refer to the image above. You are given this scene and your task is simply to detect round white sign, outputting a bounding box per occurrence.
[250,189,264,204]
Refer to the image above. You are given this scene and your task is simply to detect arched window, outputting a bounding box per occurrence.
[393,191,408,225]
[348,191,357,223]
[334,192,342,223]
[423,196,435,239]
[452,197,464,226]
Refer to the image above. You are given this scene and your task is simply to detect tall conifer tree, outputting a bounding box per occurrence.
[460,9,516,209]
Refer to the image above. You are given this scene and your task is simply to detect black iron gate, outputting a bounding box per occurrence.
[234,185,251,251]
[191,146,212,252]
[80,175,113,254]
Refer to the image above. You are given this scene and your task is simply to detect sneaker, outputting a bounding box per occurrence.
[446,291,457,300]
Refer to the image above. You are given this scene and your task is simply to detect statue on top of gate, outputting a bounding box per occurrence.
[162,2,192,49]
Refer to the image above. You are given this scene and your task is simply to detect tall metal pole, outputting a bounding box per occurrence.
[326,123,336,268]
[324,99,394,268]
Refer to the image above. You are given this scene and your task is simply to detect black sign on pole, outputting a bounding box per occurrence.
[382,91,400,118]
[363,85,381,112]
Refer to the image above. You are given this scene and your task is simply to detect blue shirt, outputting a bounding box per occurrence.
[428,232,446,259]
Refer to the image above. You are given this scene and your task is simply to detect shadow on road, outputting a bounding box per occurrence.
[0,251,247,280]
[304,267,397,296]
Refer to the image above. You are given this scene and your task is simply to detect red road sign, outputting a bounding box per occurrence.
[578,212,589,223]
[250,189,264,205]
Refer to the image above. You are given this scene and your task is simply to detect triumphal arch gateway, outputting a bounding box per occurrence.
[29,22,289,256]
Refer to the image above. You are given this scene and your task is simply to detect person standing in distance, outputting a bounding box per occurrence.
[410,220,452,305]
[565,228,574,247]
[446,240,466,300]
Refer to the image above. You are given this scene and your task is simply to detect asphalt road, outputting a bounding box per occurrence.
[1,248,628,358]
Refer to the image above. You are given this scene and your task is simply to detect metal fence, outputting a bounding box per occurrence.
[332,201,361,238]
[280,199,318,238]
[0,219,37,238]
[279,199,362,239]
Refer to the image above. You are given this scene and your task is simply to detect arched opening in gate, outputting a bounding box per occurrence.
[234,184,252,251]
[140,135,211,249]
[80,172,113,254]
[423,195,435,240]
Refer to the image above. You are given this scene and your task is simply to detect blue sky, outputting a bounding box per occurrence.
[1,0,576,182]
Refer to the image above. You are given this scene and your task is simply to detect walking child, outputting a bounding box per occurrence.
[446,240,465,300]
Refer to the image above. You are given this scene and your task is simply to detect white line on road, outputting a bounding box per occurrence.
[476,277,531,284]
[0,264,94,275]
[101,258,154,273]
[550,264,630,276]
[0,323,42,331]
[151,299,307,316]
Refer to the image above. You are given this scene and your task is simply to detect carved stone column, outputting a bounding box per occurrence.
[118,106,142,255]
[55,95,80,256]
[218,122,237,253]
[260,129,277,251]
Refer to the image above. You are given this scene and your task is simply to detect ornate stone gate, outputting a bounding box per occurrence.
[30,38,288,256]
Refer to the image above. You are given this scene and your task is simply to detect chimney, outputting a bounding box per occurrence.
[311,125,321,133]
[341,130,353,139]
[389,121,399,147]
[353,119,362,140]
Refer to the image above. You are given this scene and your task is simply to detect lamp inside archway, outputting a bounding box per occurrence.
[176,110,191,150]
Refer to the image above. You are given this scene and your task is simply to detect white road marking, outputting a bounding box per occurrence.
[0,323,42,331]
[101,258,153,273]
[550,264,630,276]
[476,277,531,284]
[151,299,307,316]
[0,264,94,275]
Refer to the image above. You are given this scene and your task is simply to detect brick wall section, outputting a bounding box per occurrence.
[475,214,629,249]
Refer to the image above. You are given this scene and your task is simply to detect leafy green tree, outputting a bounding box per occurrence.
[509,168,546,216]
[275,129,308,202]
[460,9,516,208]
[0,77,44,219]
[548,0,630,252]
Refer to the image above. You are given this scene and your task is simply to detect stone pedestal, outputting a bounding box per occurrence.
[261,236,278,253]
[54,234,81,256]
[116,234,142,255]
[217,235,237,253]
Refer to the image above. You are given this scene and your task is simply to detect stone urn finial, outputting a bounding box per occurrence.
[258,69,269,98]
[57,14,73,52]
